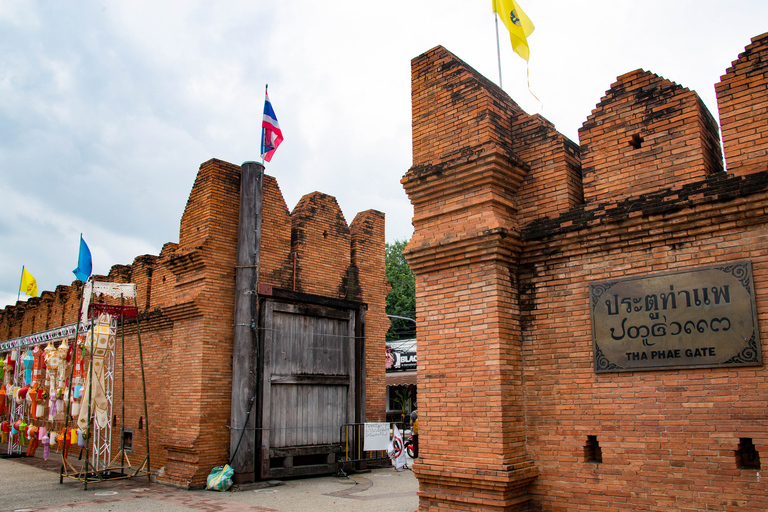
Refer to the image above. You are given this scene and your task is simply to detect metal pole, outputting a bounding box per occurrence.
[133,294,151,482]
[60,283,87,484]
[120,294,125,472]
[17,266,23,303]
[495,11,503,89]
[261,85,267,166]
[83,309,96,490]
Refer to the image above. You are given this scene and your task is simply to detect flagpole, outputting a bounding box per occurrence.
[261,84,268,166]
[17,266,24,303]
[494,11,503,89]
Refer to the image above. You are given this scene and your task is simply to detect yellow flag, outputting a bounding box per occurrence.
[20,268,38,297]
[493,0,535,62]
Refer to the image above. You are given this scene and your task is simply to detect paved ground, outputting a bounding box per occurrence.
[0,454,418,512]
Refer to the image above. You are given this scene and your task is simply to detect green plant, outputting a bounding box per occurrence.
[393,387,411,424]
[385,239,416,341]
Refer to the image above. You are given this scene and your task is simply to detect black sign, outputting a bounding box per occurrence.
[386,349,417,371]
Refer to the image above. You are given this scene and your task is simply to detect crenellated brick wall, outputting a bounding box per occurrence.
[580,69,723,205]
[0,158,387,488]
[716,32,768,176]
[350,210,388,421]
[404,32,768,511]
[290,192,353,297]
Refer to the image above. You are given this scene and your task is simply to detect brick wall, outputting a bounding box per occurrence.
[0,158,387,488]
[404,33,768,511]
[580,69,723,204]
[259,175,293,290]
[350,210,388,421]
[289,192,352,297]
[520,173,768,511]
[716,32,768,177]
[411,46,581,226]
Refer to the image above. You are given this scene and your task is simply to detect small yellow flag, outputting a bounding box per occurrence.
[493,0,535,62]
[20,268,38,297]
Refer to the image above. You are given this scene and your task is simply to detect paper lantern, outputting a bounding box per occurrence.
[25,426,38,456]
[19,420,27,446]
[29,386,38,419]
[22,350,33,385]
[42,434,50,460]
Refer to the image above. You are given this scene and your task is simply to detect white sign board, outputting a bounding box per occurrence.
[363,422,390,451]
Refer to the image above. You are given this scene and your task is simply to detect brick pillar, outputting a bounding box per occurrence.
[403,152,537,511]
[404,45,542,511]
[350,209,388,422]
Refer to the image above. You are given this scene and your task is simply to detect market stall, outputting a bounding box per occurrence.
[0,280,151,490]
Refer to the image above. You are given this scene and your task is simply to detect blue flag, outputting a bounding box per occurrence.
[72,235,92,282]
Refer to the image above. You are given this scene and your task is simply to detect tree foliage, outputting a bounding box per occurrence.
[385,239,416,341]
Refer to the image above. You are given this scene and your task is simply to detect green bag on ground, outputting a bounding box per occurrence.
[206,464,234,491]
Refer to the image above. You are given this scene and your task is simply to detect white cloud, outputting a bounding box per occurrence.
[2,0,768,308]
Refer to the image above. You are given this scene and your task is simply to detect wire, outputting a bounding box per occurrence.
[228,384,257,465]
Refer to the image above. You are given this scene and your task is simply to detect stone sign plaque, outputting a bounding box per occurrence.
[590,261,762,373]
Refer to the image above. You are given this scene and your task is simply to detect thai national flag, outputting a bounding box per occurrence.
[261,88,283,162]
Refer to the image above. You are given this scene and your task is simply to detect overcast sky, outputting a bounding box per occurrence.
[1,1,767,309]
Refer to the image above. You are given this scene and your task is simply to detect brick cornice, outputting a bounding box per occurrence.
[403,141,528,202]
[161,301,203,322]
[416,462,538,509]
[168,248,206,274]
[403,144,527,275]
[404,227,522,275]
[417,461,537,487]
[521,170,768,256]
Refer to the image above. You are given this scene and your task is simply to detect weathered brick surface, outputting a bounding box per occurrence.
[260,175,293,290]
[716,32,768,176]
[580,69,723,204]
[520,191,768,512]
[289,192,352,297]
[351,210,388,421]
[411,47,581,226]
[404,36,768,511]
[0,158,386,488]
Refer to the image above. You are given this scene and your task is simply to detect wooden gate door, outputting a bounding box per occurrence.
[259,300,356,478]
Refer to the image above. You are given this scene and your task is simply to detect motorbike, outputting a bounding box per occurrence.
[404,431,417,459]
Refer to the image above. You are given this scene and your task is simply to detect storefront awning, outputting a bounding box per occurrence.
[386,371,417,386]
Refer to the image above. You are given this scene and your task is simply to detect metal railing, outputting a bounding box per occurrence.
[337,422,397,474]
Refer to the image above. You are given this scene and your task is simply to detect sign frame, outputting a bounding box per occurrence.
[590,261,762,373]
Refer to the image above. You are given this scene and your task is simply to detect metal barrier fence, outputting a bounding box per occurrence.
[338,422,403,474]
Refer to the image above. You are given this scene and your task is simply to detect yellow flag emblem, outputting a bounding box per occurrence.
[493,0,535,62]
[20,268,38,297]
